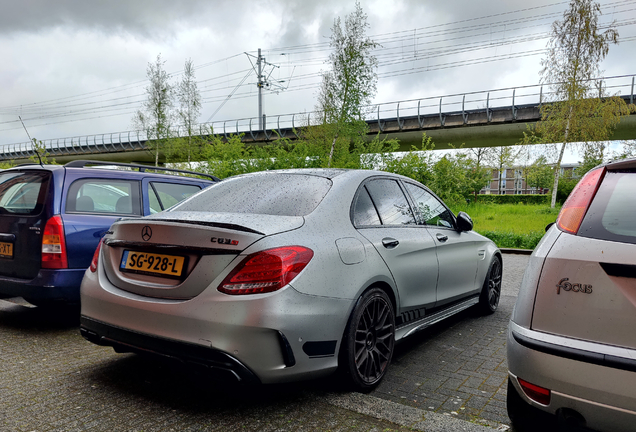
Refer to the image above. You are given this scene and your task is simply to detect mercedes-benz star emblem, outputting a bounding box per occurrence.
[141,226,152,241]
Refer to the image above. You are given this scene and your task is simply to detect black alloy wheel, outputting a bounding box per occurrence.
[479,256,502,314]
[341,288,395,392]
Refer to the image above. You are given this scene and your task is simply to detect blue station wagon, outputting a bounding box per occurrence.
[0,160,218,306]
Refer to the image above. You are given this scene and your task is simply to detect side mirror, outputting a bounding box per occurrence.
[456,211,473,232]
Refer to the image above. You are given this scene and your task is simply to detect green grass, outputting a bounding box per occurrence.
[448,202,561,249]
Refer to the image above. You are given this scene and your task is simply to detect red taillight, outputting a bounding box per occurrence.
[557,167,605,234]
[89,238,103,273]
[41,215,68,269]
[518,378,551,405]
[218,246,314,295]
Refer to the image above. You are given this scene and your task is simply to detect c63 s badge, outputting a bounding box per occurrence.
[557,278,592,295]
[211,237,239,246]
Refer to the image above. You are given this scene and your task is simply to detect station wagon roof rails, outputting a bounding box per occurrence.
[64,160,220,181]
[15,162,50,167]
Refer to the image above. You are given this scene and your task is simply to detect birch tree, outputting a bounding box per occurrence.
[527,0,632,207]
[176,58,201,166]
[134,54,174,166]
[316,2,379,167]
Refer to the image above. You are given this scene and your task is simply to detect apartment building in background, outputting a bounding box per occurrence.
[480,163,579,195]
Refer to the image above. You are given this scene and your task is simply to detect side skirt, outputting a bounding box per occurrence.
[395,296,479,340]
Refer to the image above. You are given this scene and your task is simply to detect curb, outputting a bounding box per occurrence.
[324,392,507,431]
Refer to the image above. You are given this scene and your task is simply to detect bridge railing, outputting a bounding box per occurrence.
[370,74,635,129]
[2,74,634,159]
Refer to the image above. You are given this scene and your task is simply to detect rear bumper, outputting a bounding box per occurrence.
[80,263,354,384]
[0,268,86,302]
[80,316,260,384]
[507,322,636,432]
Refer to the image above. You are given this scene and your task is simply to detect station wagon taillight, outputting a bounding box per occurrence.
[218,246,314,295]
[89,239,103,273]
[557,167,605,234]
[41,216,68,269]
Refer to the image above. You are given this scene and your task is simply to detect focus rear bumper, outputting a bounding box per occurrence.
[507,322,636,432]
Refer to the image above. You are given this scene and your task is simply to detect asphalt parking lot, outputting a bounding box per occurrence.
[0,253,528,431]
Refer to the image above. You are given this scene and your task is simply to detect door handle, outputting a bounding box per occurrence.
[382,238,399,249]
[436,233,448,242]
[0,233,16,242]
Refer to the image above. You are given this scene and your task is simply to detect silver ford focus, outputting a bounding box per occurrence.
[80,169,501,391]
[507,157,636,431]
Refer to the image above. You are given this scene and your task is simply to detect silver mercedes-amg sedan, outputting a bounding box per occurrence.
[80,169,501,391]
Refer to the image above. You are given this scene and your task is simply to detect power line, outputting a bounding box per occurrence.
[3,0,636,135]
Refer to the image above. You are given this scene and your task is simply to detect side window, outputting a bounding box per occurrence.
[365,179,416,226]
[404,183,454,229]
[148,182,202,213]
[66,179,140,215]
[352,188,381,226]
[148,188,162,214]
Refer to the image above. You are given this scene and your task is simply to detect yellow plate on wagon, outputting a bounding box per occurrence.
[0,241,13,259]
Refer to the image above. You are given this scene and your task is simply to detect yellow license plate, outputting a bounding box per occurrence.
[0,242,13,259]
[120,250,185,278]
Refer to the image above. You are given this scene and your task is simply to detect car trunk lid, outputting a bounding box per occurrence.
[531,237,636,350]
[0,170,52,280]
[532,167,636,350]
[100,212,304,299]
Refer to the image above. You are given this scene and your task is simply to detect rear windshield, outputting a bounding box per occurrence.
[579,171,636,244]
[0,171,50,216]
[173,173,332,216]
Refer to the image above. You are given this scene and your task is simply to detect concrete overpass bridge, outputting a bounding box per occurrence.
[2,75,635,164]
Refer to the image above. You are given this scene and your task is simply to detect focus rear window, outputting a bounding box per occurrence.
[173,174,332,216]
[0,171,50,216]
[579,171,636,244]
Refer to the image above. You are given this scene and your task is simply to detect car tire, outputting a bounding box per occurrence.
[340,287,395,393]
[478,255,502,314]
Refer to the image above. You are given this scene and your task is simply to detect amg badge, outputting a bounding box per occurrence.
[556,278,592,295]
[211,237,239,246]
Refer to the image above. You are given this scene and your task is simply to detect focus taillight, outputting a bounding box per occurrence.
[557,167,605,234]
[89,238,103,273]
[218,246,314,295]
[518,378,551,405]
[41,215,68,269]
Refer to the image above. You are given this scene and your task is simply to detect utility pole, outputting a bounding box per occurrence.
[246,49,286,131]
[257,48,264,130]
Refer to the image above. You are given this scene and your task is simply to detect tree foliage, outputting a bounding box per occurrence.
[133,54,175,166]
[316,2,379,166]
[523,0,634,207]
[199,132,400,179]
[29,139,56,165]
[575,141,607,176]
[525,156,554,191]
[173,58,202,166]
[487,145,523,195]
[615,140,636,159]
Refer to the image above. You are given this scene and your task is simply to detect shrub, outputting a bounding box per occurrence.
[477,230,546,249]
[472,194,550,205]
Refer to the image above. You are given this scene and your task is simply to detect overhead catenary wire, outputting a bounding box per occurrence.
[2,0,636,137]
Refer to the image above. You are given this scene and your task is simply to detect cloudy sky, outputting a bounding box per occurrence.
[1,0,635,161]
